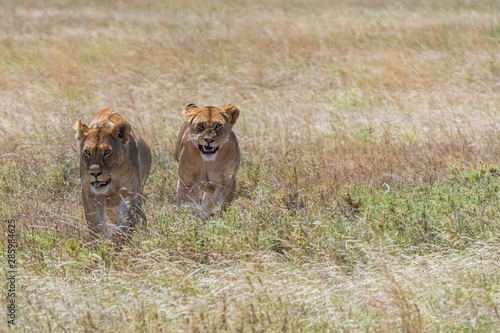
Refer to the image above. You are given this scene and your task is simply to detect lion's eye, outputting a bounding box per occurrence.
[104,150,112,156]
[215,124,222,130]
[197,123,205,130]
[83,150,90,157]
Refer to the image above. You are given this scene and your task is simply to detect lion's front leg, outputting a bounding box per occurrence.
[82,192,106,240]
[177,179,201,206]
[110,193,144,241]
[204,175,236,214]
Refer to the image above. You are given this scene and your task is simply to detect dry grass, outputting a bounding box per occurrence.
[1,0,500,331]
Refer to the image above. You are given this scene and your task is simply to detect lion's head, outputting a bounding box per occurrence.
[183,103,240,155]
[74,110,131,194]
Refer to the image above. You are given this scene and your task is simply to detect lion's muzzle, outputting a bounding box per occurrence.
[91,179,110,188]
[198,144,219,155]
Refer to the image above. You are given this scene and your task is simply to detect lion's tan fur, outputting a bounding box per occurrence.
[175,103,241,215]
[74,108,151,240]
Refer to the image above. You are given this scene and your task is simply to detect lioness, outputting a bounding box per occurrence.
[175,103,241,215]
[74,108,151,240]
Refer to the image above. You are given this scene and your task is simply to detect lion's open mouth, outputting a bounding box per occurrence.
[198,144,219,155]
[91,180,110,188]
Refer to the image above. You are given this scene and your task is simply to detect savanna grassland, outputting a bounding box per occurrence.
[1,0,500,331]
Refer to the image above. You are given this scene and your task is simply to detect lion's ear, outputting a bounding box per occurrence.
[74,120,90,141]
[111,119,131,144]
[222,104,240,125]
[183,103,199,117]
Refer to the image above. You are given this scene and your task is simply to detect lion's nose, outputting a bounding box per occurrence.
[205,138,215,144]
[90,171,102,178]
[89,164,102,178]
